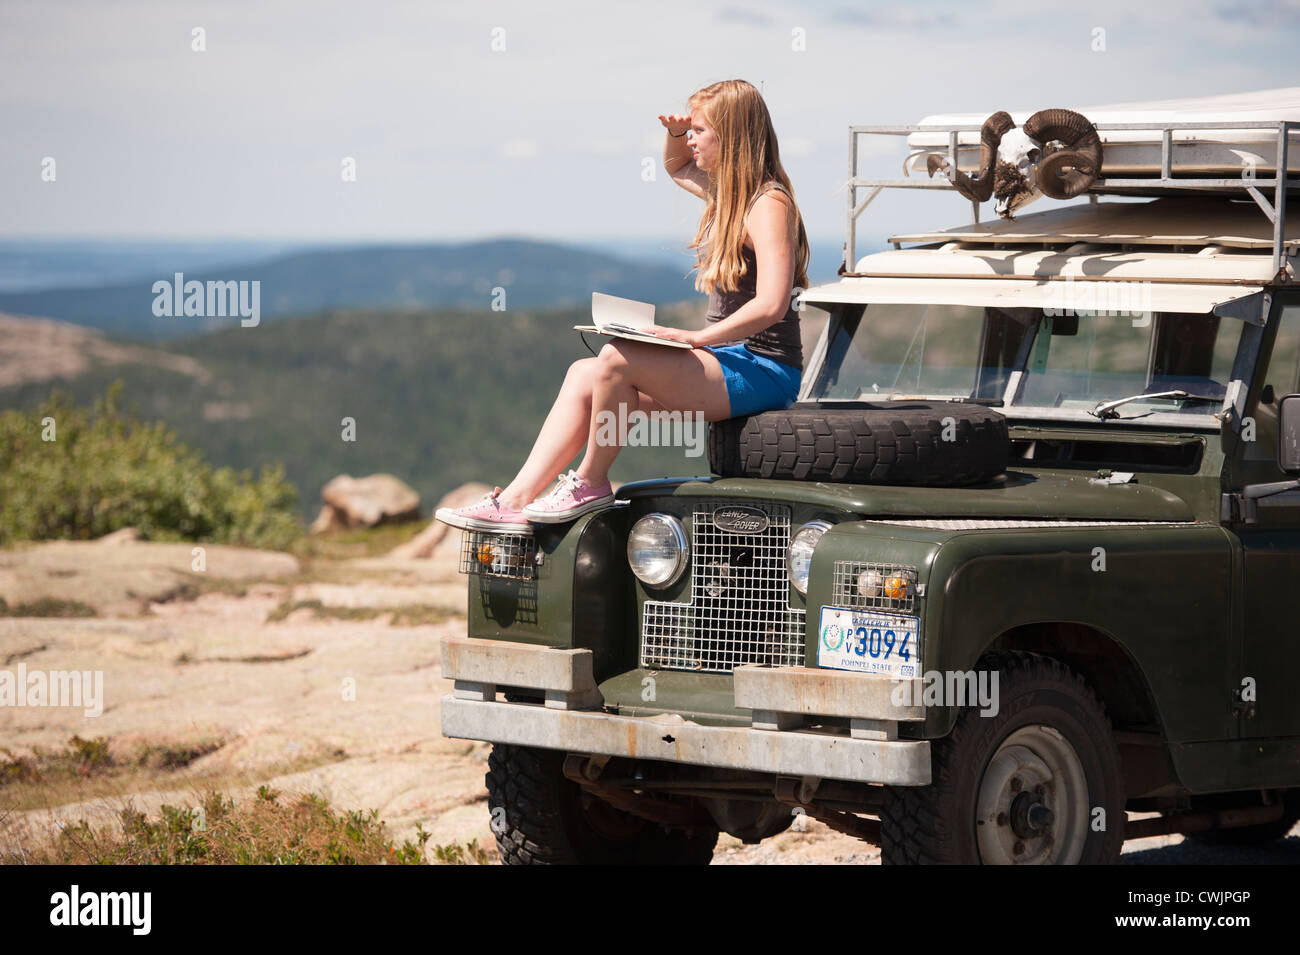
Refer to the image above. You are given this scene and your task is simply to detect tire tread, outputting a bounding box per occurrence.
[879,651,1124,865]
[708,402,1008,486]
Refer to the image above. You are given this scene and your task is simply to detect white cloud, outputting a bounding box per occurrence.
[500,139,540,159]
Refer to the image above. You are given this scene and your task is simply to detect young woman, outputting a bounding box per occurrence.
[436,78,810,535]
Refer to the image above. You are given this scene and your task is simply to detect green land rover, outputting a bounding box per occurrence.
[441,109,1300,864]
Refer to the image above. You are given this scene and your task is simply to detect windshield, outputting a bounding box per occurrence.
[808,302,1244,419]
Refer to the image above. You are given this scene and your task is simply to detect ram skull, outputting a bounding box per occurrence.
[925,109,1103,219]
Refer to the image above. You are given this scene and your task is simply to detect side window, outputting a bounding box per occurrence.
[1263,302,1300,396]
[1248,301,1300,460]
[1150,312,1241,391]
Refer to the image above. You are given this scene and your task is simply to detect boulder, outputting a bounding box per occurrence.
[389,482,493,559]
[313,474,420,532]
[309,505,344,535]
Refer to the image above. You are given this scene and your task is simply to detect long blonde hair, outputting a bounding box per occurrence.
[686,79,810,296]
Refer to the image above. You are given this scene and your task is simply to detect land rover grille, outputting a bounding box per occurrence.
[640,501,806,673]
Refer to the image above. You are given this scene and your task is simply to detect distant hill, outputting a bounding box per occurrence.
[0,302,836,517]
[0,239,703,342]
[0,237,323,293]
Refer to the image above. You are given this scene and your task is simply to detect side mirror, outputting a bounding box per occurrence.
[1227,393,1300,522]
[1279,394,1300,474]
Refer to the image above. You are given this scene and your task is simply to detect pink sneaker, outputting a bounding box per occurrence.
[522,470,614,523]
[435,488,533,534]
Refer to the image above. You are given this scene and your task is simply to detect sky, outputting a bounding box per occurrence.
[2,0,1298,247]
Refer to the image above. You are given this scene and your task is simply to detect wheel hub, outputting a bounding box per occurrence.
[1008,790,1055,839]
[975,725,1089,864]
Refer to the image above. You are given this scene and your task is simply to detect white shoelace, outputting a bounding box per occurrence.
[544,469,585,502]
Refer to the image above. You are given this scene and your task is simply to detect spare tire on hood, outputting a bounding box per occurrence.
[707,401,1009,486]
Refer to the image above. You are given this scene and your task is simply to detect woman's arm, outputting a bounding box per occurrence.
[669,157,709,200]
[659,113,708,199]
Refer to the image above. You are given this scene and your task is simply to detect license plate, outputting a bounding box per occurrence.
[817,606,919,678]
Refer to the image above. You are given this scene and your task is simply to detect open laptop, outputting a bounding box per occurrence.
[573,292,693,348]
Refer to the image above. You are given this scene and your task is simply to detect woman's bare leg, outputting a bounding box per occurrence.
[494,358,598,510]
[577,340,731,487]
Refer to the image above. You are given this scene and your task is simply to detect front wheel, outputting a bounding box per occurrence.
[485,744,718,865]
[880,651,1126,864]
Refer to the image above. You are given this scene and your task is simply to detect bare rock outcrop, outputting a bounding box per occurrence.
[0,313,210,388]
[0,541,300,617]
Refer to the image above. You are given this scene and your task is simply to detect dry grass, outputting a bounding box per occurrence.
[265,598,456,627]
[0,737,495,864]
[1,784,492,865]
[0,735,339,812]
[289,523,427,562]
[0,596,97,617]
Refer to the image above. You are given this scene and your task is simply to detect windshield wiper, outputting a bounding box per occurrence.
[852,389,997,404]
[1089,390,1220,420]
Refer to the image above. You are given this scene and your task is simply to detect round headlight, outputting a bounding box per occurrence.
[628,513,689,587]
[787,520,832,594]
[857,569,883,598]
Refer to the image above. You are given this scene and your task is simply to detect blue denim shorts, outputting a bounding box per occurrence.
[704,344,802,418]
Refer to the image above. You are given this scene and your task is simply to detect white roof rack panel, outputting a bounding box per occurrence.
[799,276,1262,315]
[853,242,1283,283]
[889,196,1300,251]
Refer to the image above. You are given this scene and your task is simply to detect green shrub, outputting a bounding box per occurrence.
[0,383,301,549]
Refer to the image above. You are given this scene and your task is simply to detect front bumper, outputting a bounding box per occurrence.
[440,636,932,786]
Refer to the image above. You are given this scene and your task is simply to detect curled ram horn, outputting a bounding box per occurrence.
[925,153,950,177]
[925,110,1015,203]
[1023,108,1102,200]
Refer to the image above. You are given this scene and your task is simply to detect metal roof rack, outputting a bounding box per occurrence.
[843,119,1300,278]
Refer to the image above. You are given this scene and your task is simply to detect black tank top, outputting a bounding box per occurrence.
[701,183,803,371]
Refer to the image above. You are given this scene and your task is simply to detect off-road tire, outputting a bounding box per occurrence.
[485,743,718,865]
[1183,790,1300,846]
[879,651,1126,865]
[707,401,1008,486]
